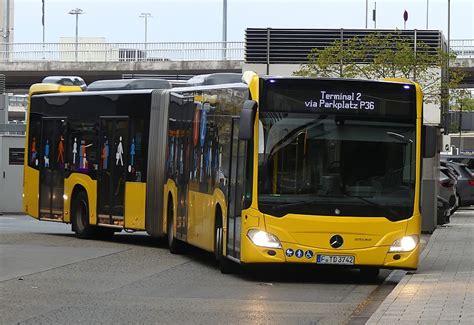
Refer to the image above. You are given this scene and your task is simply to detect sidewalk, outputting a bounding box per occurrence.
[367,209,474,324]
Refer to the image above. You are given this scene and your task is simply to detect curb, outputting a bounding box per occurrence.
[366,227,439,324]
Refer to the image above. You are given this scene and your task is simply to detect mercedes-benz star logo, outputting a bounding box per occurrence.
[330,235,344,248]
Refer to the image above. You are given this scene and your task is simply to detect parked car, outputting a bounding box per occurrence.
[445,161,474,207]
[437,196,451,225]
[441,154,474,170]
[438,166,458,224]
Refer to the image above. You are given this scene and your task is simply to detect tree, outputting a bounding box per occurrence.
[294,32,465,107]
[451,89,474,112]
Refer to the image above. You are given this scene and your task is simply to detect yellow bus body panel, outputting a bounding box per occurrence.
[124,182,146,230]
[164,179,227,253]
[23,166,39,218]
[64,173,97,225]
[240,210,419,269]
[186,188,227,252]
[187,190,214,250]
[29,84,83,96]
[248,74,260,211]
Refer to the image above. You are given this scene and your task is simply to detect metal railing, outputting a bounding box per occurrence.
[0,41,245,62]
[0,39,471,62]
[451,39,474,58]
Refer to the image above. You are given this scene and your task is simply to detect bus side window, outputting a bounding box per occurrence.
[258,120,265,161]
[128,118,146,182]
[28,114,41,169]
[67,121,97,173]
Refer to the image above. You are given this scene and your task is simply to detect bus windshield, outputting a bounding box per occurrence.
[257,112,416,220]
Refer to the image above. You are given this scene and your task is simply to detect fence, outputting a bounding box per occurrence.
[0,39,471,63]
[450,39,474,58]
[0,41,245,62]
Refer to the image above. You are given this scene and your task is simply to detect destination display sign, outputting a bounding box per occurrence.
[260,78,417,120]
[304,90,375,111]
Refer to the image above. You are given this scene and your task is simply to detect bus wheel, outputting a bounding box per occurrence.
[167,199,183,254]
[71,191,94,239]
[215,211,234,274]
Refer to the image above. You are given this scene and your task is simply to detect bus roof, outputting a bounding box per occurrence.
[259,75,415,85]
[32,88,155,98]
[86,78,172,91]
[186,73,243,86]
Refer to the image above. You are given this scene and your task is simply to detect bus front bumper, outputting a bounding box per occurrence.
[240,235,419,270]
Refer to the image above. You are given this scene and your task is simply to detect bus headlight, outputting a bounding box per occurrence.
[247,229,282,249]
[389,235,419,252]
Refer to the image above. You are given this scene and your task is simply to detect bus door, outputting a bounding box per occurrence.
[226,118,248,260]
[97,117,128,226]
[39,118,68,220]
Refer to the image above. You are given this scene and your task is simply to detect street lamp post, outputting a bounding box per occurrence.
[139,13,152,55]
[459,101,463,152]
[446,0,451,133]
[222,0,227,59]
[426,0,429,29]
[373,2,377,29]
[365,0,368,29]
[42,0,45,59]
[68,8,84,62]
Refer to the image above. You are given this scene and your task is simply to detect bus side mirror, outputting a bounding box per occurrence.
[239,100,257,140]
[422,125,437,158]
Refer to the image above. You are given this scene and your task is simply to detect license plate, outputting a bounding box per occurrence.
[316,254,355,265]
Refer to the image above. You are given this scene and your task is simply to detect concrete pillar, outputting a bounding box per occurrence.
[421,127,442,233]
[0,93,7,125]
[421,155,439,233]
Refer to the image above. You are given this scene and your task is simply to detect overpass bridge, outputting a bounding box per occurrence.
[451,39,474,88]
[0,39,472,91]
[0,42,244,90]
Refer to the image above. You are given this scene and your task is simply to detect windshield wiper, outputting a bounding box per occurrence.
[269,200,312,212]
[347,195,399,218]
[267,193,350,212]
[386,131,413,144]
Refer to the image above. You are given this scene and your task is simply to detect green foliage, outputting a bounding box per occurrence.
[451,89,474,112]
[449,122,459,133]
[294,32,466,106]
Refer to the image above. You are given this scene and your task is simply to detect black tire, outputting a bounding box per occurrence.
[456,194,462,210]
[71,191,94,239]
[167,197,183,254]
[359,267,380,281]
[215,209,234,274]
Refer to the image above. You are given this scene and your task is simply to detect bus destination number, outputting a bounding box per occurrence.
[316,254,355,265]
[304,91,375,111]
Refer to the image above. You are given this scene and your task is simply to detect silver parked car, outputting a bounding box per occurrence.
[438,166,458,224]
[445,161,474,207]
[442,154,474,170]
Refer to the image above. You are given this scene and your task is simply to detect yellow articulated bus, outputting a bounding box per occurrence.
[24,72,430,276]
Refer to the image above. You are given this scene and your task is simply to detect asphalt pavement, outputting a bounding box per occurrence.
[3,211,469,324]
[0,214,395,325]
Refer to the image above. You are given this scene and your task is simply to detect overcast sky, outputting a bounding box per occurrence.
[13,0,474,43]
